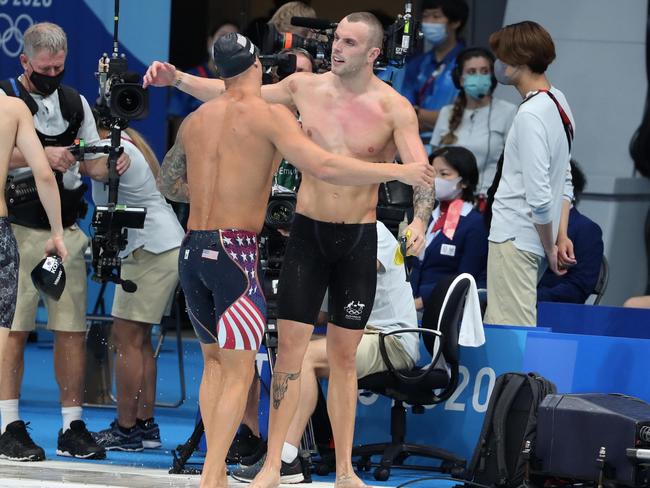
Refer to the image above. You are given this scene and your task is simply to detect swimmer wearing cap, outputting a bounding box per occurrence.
[156,31,432,488]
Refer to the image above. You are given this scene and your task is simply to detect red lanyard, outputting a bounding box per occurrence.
[524,89,574,152]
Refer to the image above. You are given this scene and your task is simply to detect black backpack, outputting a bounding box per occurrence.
[466,372,557,488]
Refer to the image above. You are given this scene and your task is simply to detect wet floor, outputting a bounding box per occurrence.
[0,459,351,488]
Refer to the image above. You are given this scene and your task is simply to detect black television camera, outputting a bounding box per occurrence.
[75,0,149,292]
[259,52,298,84]
[259,187,297,320]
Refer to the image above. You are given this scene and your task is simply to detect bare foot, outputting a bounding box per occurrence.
[245,468,280,488]
[200,465,228,488]
[335,472,368,488]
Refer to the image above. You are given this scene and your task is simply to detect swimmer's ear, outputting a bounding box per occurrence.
[367,46,381,64]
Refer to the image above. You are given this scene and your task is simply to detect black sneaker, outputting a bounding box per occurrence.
[57,420,106,459]
[138,419,161,449]
[239,438,267,467]
[226,424,265,464]
[0,420,45,461]
[92,420,143,451]
[231,454,304,484]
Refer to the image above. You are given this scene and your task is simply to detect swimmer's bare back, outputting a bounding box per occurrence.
[182,91,282,233]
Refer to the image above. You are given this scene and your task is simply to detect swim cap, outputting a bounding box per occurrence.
[213,32,259,79]
[31,254,66,301]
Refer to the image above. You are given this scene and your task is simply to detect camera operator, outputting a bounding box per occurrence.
[90,107,184,452]
[145,12,435,488]
[0,22,128,462]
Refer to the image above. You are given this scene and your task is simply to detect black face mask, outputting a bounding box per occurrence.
[29,67,65,96]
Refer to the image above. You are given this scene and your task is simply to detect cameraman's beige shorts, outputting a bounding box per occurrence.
[111,247,179,325]
[356,329,415,379]
[11,224,89,332]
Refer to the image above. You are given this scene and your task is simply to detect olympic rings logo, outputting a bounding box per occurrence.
[0,13,34,58]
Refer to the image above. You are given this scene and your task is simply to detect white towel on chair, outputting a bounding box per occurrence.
[438,273,485,347]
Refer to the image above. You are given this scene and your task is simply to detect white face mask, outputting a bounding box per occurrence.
[434,176,463,201]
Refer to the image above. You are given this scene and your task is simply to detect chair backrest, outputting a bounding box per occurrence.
[588,255,609,305]
[420,274,472,366]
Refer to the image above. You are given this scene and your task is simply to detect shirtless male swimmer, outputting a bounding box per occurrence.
[155,32,433,488]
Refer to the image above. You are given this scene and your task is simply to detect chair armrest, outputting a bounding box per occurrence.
[378,329,444,386]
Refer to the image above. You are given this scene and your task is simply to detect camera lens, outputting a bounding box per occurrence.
[117,89,141,114]
[110,83,149,120]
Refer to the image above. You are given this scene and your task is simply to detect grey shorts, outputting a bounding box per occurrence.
[0,218,19,328]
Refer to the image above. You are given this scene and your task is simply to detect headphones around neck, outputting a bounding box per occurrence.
[451,46,497,93]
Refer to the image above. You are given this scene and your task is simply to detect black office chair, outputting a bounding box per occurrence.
[351,273,472,481]
[587,255,609,305]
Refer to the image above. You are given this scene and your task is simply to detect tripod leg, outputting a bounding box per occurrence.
[170,418,205,474]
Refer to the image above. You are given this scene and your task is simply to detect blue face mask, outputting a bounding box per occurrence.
[463,73,492,99]
[421,22,447,46]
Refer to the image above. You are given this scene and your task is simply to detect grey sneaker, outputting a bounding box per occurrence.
[230,454,304,484]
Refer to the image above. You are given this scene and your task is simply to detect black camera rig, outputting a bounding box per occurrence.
[76,0,149,292]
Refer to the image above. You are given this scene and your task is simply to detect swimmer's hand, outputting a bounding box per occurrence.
[143,61,178,88]
[396,160,434,188]
[45,235,68,263]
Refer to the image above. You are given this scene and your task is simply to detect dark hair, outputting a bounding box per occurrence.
[570,159,586,202]
[430,146,478,202]
[489,21,556,74]
[345,12,384,49]
[421,0,469,34]
[440,93,466,145]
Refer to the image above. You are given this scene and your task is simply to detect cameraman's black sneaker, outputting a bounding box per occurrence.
[0,421,45,461]
[231,454,304,484]
[226,424,265,464]
[92,420,143,451]
[57,420,106,459]
[239,439,267,467]
[138,418,161,449]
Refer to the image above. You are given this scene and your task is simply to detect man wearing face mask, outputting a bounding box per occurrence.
[398,0,469,139]
[410,146,487,310]
[484,21,576,327]
[0,22,128,462]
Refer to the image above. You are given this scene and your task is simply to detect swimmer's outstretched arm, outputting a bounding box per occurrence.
[143,60,298,107]
[158,117,189,203]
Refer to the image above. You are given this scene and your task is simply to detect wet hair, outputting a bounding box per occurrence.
[344,12,384,50]
[23,22,67,58]
[489,21,556,74]
[421,0,469,34]
[430,145,478,202]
